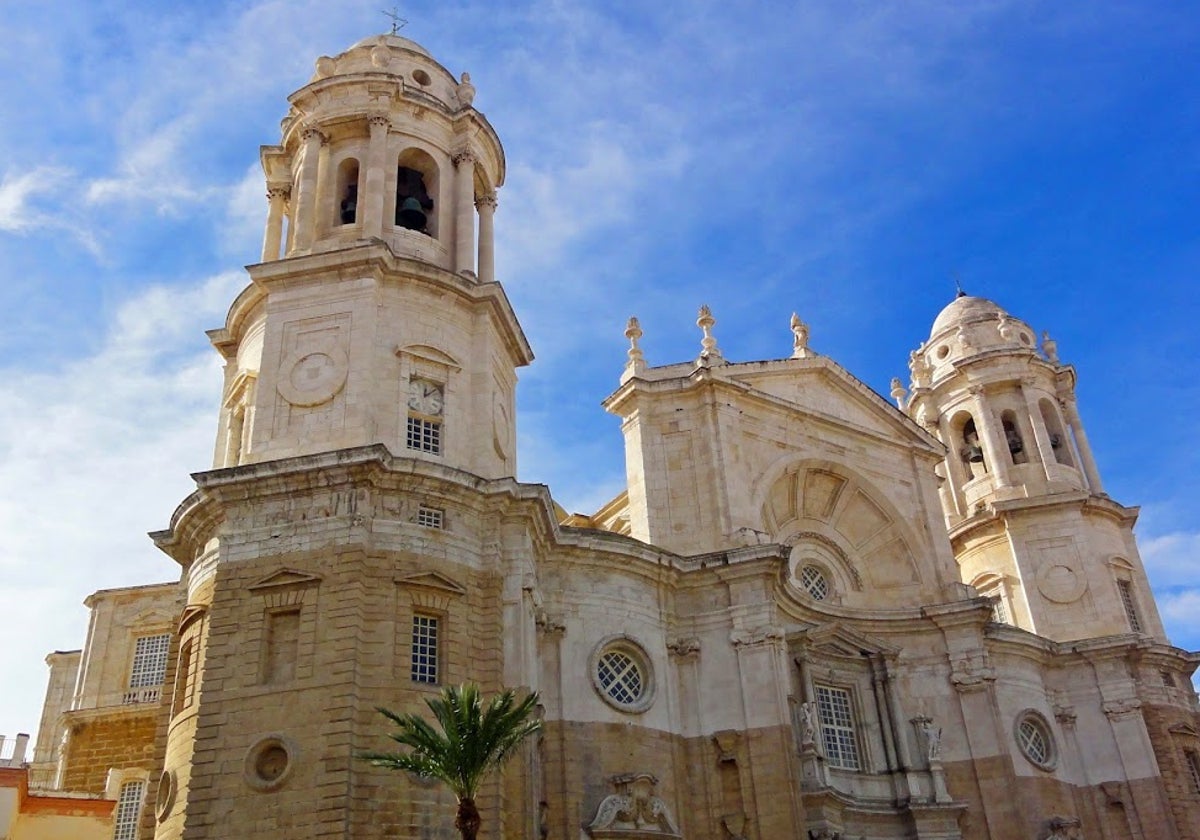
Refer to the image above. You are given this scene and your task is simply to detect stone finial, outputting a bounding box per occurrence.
[1041,330,1060,364]
[315,55,337,79]
[456,72,476,108]
[697,305,723,364]
[790,312,812,359]
[624,316,646,375]
[890,377,907,409]
[997,313,1015,342]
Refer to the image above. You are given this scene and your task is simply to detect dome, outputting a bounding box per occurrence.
[346,33,432,58]
[930,294,1006,337]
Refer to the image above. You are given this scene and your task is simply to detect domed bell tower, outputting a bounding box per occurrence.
[208,34,530,479]
[900,293,1164,643]
[150,36,537,840]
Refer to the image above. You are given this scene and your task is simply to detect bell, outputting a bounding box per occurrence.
[397,196,427,231]
[966,445,985,463]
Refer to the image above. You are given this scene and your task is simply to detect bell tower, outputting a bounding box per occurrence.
[150,35,541,840]
[901,293,1164,642]
[207,34,531,479]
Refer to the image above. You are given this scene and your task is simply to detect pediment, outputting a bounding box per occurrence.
[177,605,208,632]
[394,571,466,595]
[792,621,900,658]
[729,359,940,454]
[1168,722,1199,738]
[248,569,324,592]
[395,344,462,371]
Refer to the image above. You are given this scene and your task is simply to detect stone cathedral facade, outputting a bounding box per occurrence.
[16,32,1200,840]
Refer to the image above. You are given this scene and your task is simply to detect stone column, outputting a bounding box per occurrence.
[1062,398,1104,494]
[937,414,969,515]
[261,183,291,262]
[291,127,326,251]
[453,149,476,275]
[476,192,497,283]
[361,114,390,239]
[1020,378,1056,478]
[969,387,1012,488]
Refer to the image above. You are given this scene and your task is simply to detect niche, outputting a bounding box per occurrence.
[955,413,986,478]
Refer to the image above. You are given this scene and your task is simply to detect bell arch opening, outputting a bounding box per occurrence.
[394,148,439,237]
[336,157,360,226]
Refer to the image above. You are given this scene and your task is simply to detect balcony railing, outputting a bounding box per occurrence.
[121,687,161,705]
[0,733,29,767]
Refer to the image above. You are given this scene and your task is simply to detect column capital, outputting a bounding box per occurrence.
[367,113,390,130]
[266,182,292,201]
[452,148,476,167]
[300,126,327,144]
[475,192,497,211]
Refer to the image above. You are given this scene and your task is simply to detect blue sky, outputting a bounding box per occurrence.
[1,1,1198,744]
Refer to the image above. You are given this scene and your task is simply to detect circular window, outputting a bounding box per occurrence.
[244,735,296,791]
[590,637,655,713]
[936,345,950,360]
[155,769,175,821]
[1019,332,1032,346]
[1014,711,1056,770]
[799,565,829,600]
[412,68,432,86]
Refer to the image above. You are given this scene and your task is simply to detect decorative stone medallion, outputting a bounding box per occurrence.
[1035,561,1087,604]
[277,346,349,407]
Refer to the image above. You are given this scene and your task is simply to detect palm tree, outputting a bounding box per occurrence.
[361,683,541,840]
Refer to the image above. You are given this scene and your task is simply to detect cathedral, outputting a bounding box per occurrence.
[5,31,1200,840]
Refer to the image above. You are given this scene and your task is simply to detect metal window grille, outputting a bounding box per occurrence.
[129,634,171,688]
[596,650,644,706]
[1186,750,1200,796]
[411,615,439,684]
[406,416,442,454]
[1117,580,1142,633]
[1017,718,1050,765]
[799,566,829,600]
[417,506,444,529]
[815,685,860,770]
[112,780,145,840]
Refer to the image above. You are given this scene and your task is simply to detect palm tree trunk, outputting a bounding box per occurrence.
[456,797,482,840]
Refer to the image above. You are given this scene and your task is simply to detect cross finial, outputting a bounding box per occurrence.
[382,7,408,34]
[952,271,966,298]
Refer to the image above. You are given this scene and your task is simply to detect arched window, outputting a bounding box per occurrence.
[1039,398,1074,466]
[953,411,986,474]
[1000,409,1027,465]
[972,573,1011,624]
[336,158,360,225]
[394,148,440,237]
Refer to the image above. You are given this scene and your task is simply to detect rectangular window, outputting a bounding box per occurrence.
[417,505,444,529]
[991,597,1009,625]
[815,685,861,770]
[1186,749,1200,796]
[129,634,171,688]
[264,609,301,684]
[411,614,439,684]
[406,416,442,455]
[112,780,145,840]
[1162,671,1176,688]
[1117,580,1142,633]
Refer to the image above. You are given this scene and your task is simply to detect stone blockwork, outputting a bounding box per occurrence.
[60,714,158,796]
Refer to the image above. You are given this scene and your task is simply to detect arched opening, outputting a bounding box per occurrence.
[394,148,439,237]
[952,411,986,477]
[336,158,360,225]
[1001,409,1027,465]
[1039,398,1074,466]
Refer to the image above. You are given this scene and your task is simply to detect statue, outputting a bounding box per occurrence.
[908,349,931,387]
[799,702,818,744]
[456,71,476,108]
[1041,330,1060,364]
[790,313,812,359]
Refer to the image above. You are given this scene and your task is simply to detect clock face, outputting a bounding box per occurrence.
[408,379,444,415]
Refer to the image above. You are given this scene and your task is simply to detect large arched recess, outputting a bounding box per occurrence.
[755,458,925,605]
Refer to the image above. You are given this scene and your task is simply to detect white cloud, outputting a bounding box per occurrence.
[0,270,244,742]
[1141,530,1200,589]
